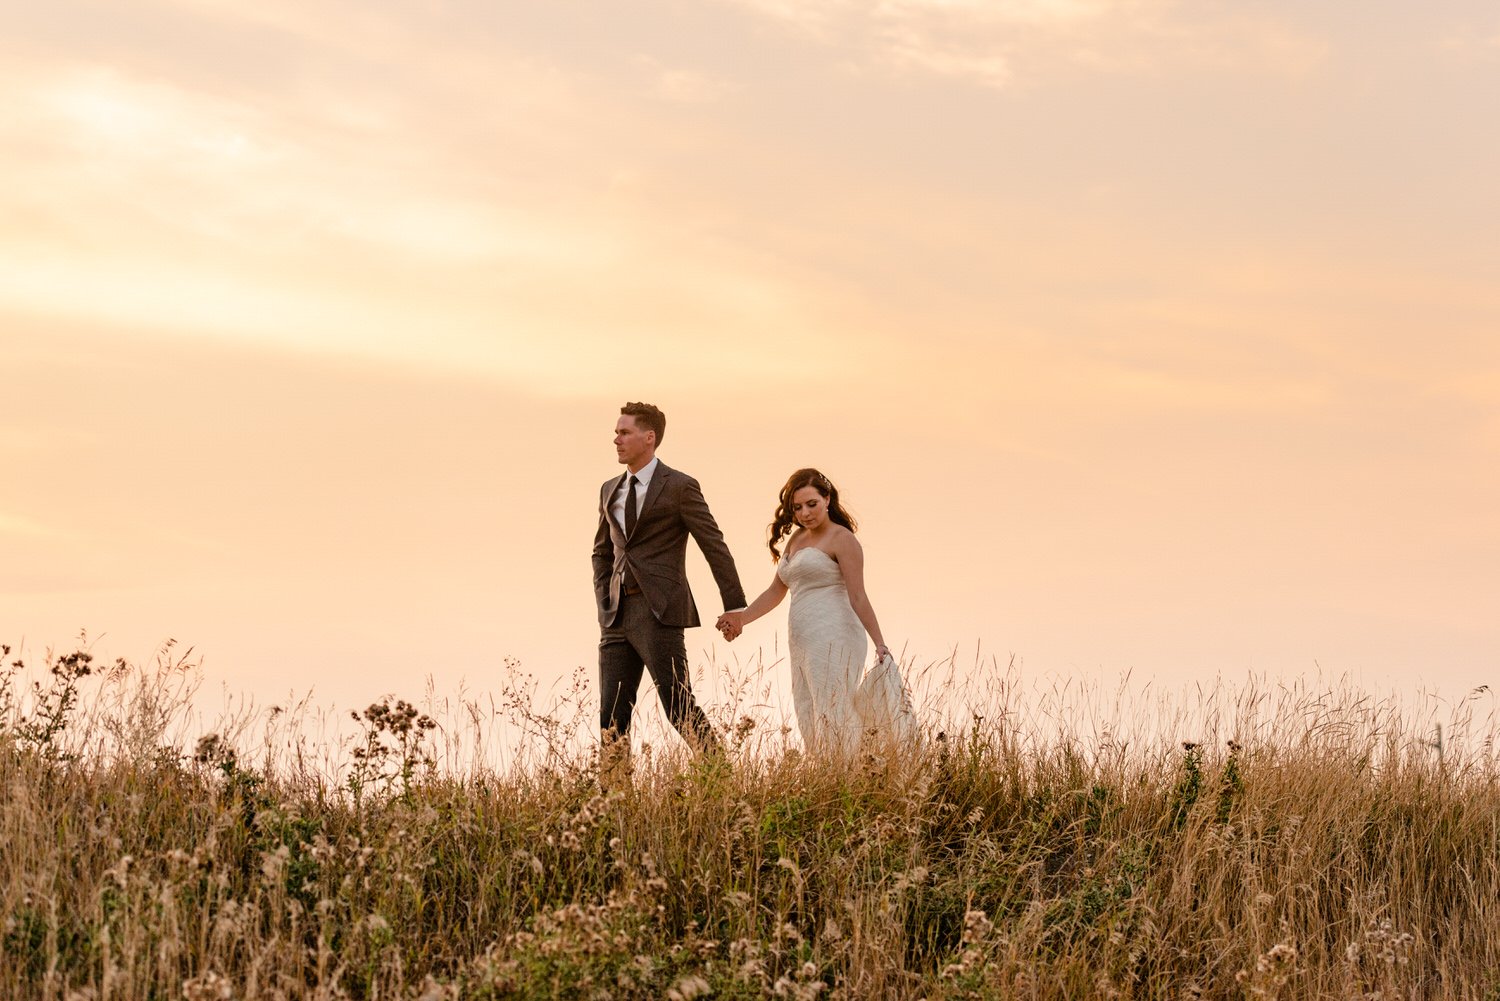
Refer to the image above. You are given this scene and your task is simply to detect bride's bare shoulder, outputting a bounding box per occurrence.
[828,524,861,551]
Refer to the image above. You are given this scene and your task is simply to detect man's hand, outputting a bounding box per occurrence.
[716,611,744,641]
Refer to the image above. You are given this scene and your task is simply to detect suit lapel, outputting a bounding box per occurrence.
[635,463,670,528]
[604,473,629,539]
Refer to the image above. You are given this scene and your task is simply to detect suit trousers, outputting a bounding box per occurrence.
[598,593,720,752]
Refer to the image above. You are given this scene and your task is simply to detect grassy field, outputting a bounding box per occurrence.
[2,641,1498,999]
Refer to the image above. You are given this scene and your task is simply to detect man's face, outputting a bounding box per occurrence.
[614,415,655,468]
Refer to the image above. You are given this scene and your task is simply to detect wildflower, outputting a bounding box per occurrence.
[181,971,232,1001]
[1264,943,1297,965]
[890,865,929,894]
[260,845,290,882]
[414,977,458,1001]
[962,909,994,945]
[667,975,712,1000]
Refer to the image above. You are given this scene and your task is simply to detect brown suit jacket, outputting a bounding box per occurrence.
[592,462,746,629]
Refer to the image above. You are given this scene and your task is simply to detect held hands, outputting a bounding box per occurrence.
[874,643,891,664]
[716,611,744,642]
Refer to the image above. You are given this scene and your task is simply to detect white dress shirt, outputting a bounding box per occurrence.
[611,456,659,533]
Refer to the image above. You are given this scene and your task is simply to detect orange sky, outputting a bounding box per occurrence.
[4,1,1498,724]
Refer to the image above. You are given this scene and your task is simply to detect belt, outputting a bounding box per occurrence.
[621,570,643,596]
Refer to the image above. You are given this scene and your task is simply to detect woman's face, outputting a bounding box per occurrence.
[791,485,830,530]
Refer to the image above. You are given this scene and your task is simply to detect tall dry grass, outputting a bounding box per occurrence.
[2,639,1498,999]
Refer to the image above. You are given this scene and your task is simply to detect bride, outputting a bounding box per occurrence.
[717,468,911,754]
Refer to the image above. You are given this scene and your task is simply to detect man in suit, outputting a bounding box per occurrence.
[593,401,745,759]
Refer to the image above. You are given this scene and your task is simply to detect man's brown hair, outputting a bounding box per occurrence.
[620,401,666,446]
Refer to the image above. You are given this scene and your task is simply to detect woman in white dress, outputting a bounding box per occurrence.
[717,469,905,755]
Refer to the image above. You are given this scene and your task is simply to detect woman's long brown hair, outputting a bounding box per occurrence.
[767,468,857,562]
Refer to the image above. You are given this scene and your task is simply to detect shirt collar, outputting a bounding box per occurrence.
[626,456,660,489]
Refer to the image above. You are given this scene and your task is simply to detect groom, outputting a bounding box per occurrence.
[593,401,745,758]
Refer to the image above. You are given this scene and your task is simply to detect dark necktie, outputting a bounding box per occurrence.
[624,475,640,535]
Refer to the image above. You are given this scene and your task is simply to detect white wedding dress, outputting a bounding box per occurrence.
[779,548,913,755]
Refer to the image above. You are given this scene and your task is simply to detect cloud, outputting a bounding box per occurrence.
[878,0,1116,27]
[732,0,1111,30]
[1439,24,1500,55]
[722,0,1324,87]
[633,56,737,104]
[723,0,844,35]
[0,512,79,541]
[3,60,586,274]
[0,7,888,397]
[18,63,275,168]
[876,21,1014,87]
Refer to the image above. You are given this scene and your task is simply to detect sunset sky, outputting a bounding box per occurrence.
[4,1,1498,727]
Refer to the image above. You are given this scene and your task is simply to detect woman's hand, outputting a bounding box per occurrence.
[716,611,744,641]
[874,643,891,663]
